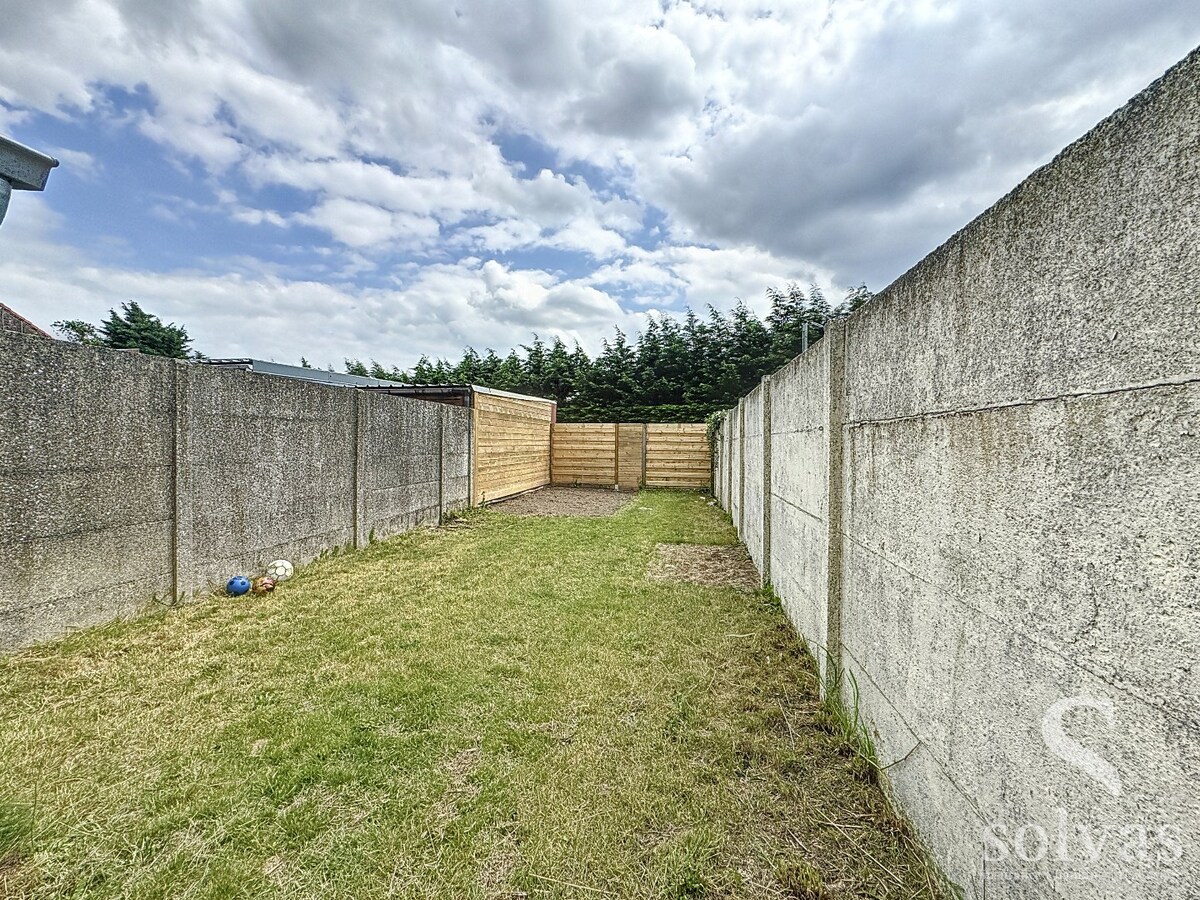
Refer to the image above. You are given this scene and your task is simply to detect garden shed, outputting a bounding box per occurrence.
[364,384,556,505]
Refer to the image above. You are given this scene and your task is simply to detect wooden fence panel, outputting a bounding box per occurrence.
[550,423,617,486]
[645,423,710,489]
[473,392,553,503]
[549,422,711,490]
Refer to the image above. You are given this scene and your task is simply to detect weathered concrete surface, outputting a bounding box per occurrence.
[358,391,442,544]
[0,332,175,651]
[836,48,1200,898]
[844,49,1200,423]
[766,341,831,671]
[1,337,474,651]
[728,401,742,532]
[717,411,732,510]
[741,384,764,574]
[841,383,1200,896]
[715,46,1200,899]
[441,404,471,514]
[712,417,722,506]
[179,364,358,592]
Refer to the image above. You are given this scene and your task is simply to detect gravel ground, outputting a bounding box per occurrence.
[646,542,761,592]
[490,486,635,517]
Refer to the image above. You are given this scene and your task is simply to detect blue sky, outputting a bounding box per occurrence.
[1,1,1198,369]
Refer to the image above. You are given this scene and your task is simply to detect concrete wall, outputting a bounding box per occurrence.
[741,385,765,574]
[357,389,454,543]
[767,340,832,674]
[179,364,358,592]
[721,411,733,511]
[712,416,724,507]
[717,47,1200,898]
[440,404,471,515]
[0,332,473,652]
[1,336,176,649]
[728,400,742,533]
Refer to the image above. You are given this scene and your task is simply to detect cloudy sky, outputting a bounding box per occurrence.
[1,1,1197,369]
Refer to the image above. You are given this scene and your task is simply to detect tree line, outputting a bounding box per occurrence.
[54,301,198,359]
[52,284,872,422]
[347,283,870,421]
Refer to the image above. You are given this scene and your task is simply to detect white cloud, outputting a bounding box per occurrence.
[0,0,1198,365]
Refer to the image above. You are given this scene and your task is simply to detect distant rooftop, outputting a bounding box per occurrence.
[201,358,555,407]
[367,383,555,405]
[202,358,404,388]
[0,303,53,339]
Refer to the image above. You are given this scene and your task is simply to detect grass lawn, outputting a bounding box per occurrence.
[0,491,946,899]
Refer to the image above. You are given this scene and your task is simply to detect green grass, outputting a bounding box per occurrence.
[0,491,947,899]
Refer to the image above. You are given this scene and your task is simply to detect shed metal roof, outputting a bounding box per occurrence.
[202,358,404,388]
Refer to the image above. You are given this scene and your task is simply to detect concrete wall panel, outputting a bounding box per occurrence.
[741,385,764,571]
[359,391,443,541]
[0,333,175,651]
[180,364,357,591]
[843,386,1199,728]
[441,405,471,513]
[724,400,734,528]
[844,50,1200,424]
[767,344,831,654]
[842,531,1200,895]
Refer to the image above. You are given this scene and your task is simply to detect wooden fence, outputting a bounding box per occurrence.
[473,390,553,503]
[550,422,710,491]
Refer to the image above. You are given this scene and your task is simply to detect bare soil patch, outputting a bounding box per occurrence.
[433,746,482,833]
[492,486,633,517]
[647,542,761,592]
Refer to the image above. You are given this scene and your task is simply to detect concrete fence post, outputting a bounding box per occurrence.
[353,390,368,549]
[761,375,772,587]
[721,412,729,510]
[171,360,194,601]
[437,406,446,521]
[468,404,478,506]
[824,321,848,685]
[737,399,746,536]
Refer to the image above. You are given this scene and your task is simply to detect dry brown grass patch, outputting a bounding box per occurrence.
[491,486,634,517]
[646,542,761,592]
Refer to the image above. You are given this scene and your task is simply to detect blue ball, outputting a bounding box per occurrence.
[226,576,251,596]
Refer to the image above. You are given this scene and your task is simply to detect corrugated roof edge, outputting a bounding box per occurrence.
[469,384,556,405]
[203,358,404,388]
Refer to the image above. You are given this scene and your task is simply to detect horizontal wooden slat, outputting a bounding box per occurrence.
[540,421,711,492]
[474,394,553,503]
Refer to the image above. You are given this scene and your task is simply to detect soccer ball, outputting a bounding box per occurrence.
[265,559,294,582]
[252,576,276,595]
[226,576,251,597]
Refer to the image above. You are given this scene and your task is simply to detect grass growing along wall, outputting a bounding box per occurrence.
[0,492,947,899]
